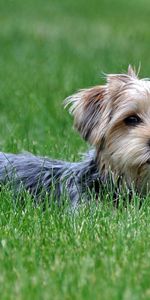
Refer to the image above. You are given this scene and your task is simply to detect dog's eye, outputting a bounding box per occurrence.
[124,115,142,126]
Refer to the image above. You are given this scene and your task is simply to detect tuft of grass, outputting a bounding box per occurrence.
[0,0,150,299]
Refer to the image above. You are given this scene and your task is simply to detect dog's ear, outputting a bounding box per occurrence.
[65,85,110,145]
[107,66,138,98]
[127,65,138,78]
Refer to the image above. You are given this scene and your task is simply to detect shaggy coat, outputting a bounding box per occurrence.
[1,66,150,205]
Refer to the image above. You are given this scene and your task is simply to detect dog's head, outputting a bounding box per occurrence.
[65,66,150,189]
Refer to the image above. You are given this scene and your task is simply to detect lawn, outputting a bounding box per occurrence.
[0,0,150,299]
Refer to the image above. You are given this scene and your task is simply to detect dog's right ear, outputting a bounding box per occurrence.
[64,85,110,146]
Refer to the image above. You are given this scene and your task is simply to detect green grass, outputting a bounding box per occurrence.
[0,0,150,299]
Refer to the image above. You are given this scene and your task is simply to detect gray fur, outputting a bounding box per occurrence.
[0,150,105,207]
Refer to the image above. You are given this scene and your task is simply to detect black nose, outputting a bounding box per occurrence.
[148,140,150,147]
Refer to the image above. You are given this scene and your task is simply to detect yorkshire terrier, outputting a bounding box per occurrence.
[0,66,149,206]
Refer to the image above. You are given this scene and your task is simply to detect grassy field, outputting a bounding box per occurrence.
[0,0,150,299]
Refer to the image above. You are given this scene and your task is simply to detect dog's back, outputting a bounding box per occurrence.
[0,151,100,206]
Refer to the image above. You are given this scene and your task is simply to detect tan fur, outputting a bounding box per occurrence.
[65,66,150,194]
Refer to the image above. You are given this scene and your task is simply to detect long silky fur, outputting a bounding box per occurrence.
[1,65,149,206]
[0,150,105,207]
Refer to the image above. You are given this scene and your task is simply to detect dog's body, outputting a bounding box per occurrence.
[0,150,102,206]
[1,66,150,205]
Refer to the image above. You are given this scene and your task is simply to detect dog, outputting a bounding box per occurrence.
[0,65,150,207]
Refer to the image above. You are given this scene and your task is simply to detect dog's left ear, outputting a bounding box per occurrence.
[65,85,110,145]
[107,65,138,98]
[127,65,137,78]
